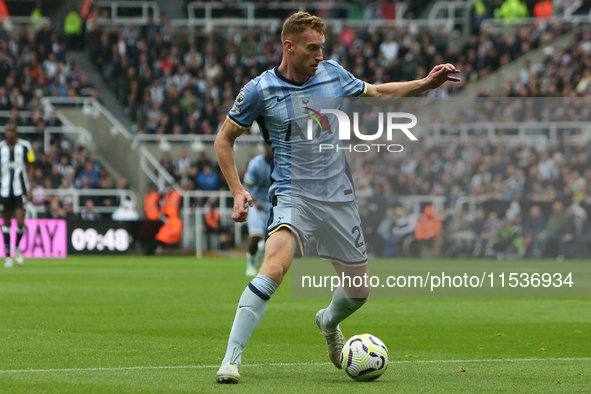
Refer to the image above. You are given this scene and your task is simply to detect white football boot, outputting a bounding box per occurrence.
[245,261,257,277]
[216,363,240,384]
[254,240,265,268]
[4,257,13,268]
[13,247,24,266]
[315,309,345,369]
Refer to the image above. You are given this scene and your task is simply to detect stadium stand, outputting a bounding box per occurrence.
[79,7,583,258]
[350,132,591,258]
[0,20,129,218]
[87,20,573,135]
[488,28,591,97]
[341,93,591,260]
[4,1,590,258]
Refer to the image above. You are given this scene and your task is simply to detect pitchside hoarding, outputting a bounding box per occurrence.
[0,219,67,258]
[0,220,139,257]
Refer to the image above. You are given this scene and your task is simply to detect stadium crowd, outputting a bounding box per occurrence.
[0,20,127,219]
[3,4,584,258]
[489,28,591,97]
[183,0,433,21]
[0,20,98,104]
[160,149,227,194]
[350,133,591,261]
[87,17,570,135]
[102,13,586,259]
[184,0,586,25]
[25,131,131,220]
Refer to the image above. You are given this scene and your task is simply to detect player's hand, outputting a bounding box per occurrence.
[233,190,253,223]
[26,191,32,203]
[424,63,460,90]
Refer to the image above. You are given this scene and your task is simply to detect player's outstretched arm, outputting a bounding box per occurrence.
[364,63,460,98]
[214,118,254,223]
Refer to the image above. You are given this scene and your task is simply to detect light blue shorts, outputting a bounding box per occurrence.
[267,195,368,266]
[247,205,270,237]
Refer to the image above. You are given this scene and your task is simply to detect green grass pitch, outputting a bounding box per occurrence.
[0,256,589,393]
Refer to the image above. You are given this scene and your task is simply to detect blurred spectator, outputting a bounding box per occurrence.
[47,196,66,219]
[146,215,182,255]
[443,209,475,257]
[570,205,591,258]
[533,201,568,258]
[360,206,381,257]
[144,183,161,220]
[80,200,102,221]
[64,6,82,50]
[491,219,524,260]
[31,4,44,30]
[76,162,99,188]
[494,0,529,21]
[160,153,175,174]
[202,196,232,250]
[473,210,503,257]
[161,183,181,219]
[382,207,417,257]
[65,202,79,221]
[473,0,487,25]
[522,205,546,256]
[176,148,194,179]
[557,205,577,261]
[197,164,220,191]
[413,205,442,257]
[533,1,553,19]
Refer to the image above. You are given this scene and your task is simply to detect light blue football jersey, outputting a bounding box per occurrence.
[227,60,366,203]
[243,154,272,209]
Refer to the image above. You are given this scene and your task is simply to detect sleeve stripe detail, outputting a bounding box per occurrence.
[226,115,250,130]
[355,82,368,97]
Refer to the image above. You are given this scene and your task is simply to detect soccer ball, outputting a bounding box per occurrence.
[340,334,389,381]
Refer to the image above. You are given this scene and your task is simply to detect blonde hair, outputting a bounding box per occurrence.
[281,12,326,42]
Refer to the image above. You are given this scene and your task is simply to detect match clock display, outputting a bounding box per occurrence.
[68,222,133,254]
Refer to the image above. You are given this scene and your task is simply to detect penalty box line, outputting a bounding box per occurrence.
[0,358,590,374]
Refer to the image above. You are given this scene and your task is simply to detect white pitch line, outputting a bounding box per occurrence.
[390,357,591,364]
[0,358,589,374]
